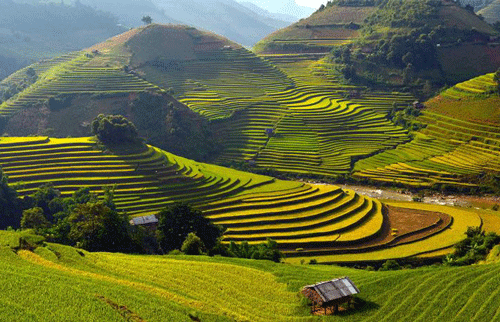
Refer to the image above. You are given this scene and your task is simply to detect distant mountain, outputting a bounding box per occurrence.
[235,0,316,19]
[0,1,125,80]
[238,2,299,22]
[77,0,290,47]
[76,0,178,27]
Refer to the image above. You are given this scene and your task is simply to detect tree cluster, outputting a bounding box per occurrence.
[156,203,223,253]
[2,180,283,261]
[224,239,284,263]
[130,92,222,162]
[19,185,134,252]
[91,114,140,145]
[329,0,492,89]
[155,203,283,262]
[0,168,23,229]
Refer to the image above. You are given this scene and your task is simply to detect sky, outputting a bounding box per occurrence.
[294,0,328,8]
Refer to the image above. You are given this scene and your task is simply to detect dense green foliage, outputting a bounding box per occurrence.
[0,168,22,229]
[329,0,497,89]
[225,239,284,263]
[91,114,140,145]
[445,227,500,266]
[156,203,223,253]
[131,92,221,161]
[181,232,206,255]
[20,207,50,231]
[17,185,135,252]
[66,200,132,252]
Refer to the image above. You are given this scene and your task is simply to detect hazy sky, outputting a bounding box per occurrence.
[295,0,328,8]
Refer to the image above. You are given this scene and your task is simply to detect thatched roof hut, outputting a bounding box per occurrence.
[302,277,359,315]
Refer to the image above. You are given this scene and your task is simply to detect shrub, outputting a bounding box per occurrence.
[225,239,284,263]
[444,227,500,266]
[20,207,50,230]
[379,259,401,271]
[181,232,206,255]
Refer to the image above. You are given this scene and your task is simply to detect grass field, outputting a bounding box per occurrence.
[3,230,500,321]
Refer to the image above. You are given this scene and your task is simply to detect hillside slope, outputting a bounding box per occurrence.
[2,23,500,190]
[0,136,482,260]
[478,0,500,23]
[3,231,500,321]
[253,4,373,54]
[268,0,500,88]
[353,72,500,189]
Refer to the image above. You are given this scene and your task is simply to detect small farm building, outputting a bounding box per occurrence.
[302,277,359,315]
[130,215,158,228]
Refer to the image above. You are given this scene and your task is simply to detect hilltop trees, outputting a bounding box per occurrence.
[91,114,140,145]
[141,15,152,25]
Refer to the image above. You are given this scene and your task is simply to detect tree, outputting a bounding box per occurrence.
[494,68,500,93]
[156,203,223,253]
[0,167,22,229]
[25,183,62,222]
[20,207,50,230]
[141,15,152,25]
[91,114,139,145]
[181,232,206,255]
[67,200,132,252]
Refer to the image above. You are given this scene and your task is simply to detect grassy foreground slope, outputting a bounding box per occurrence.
[0,137,482,260]
[3,231,500,321]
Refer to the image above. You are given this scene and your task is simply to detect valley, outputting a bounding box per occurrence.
[1,0,500,320]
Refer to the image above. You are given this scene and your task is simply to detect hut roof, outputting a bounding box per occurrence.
[303,277,359,303]
[130,215,158,225]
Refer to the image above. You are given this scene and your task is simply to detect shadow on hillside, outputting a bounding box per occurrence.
[99,141,149,155]
[338,297,379,317]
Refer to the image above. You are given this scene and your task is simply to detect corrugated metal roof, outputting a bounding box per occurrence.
[130,215,158,225]
[304,277,359,303]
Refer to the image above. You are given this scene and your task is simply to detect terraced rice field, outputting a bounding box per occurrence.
[4,230,500,321]
[354,109,500,187]
[0,137,479,259]
[0,51,160,116]
[3,24,498,189]
[145,47,415,176]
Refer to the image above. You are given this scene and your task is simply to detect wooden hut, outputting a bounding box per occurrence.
[302,277,359,315]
